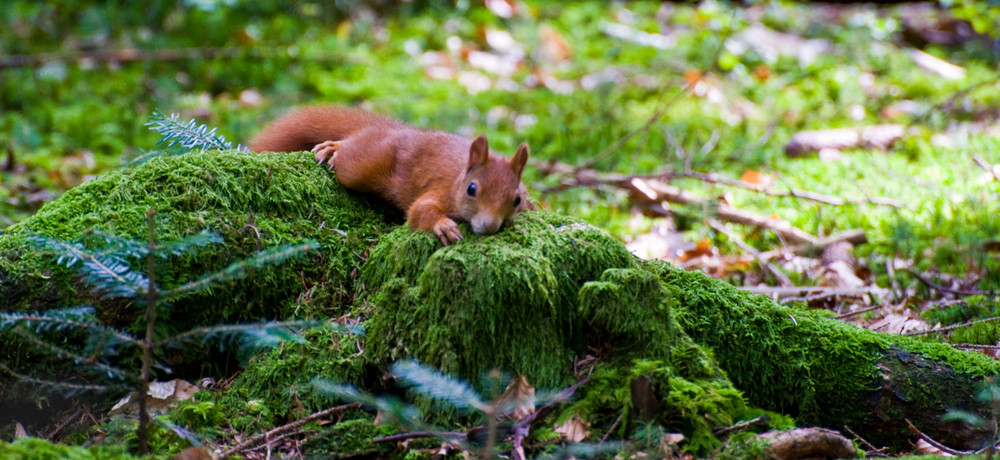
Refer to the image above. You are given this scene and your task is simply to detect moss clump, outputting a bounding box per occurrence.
[211,326,373,432]
[361,212,747,455]
[363,213,638,387]
[0,151,395,370]
[0,437,135,460]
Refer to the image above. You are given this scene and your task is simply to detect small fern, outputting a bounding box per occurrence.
[146,111,244,152]
[4,210,341,455]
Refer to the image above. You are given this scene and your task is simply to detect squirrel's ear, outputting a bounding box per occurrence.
[510,143,528,178]
[468,134,490,170]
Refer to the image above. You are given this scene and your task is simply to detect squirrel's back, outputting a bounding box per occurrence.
[248,106,404,153]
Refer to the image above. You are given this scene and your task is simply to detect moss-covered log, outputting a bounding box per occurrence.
[1,151,997,454]
[665,267,1000,450]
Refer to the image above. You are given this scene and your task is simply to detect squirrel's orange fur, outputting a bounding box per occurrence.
[249,105,535,245]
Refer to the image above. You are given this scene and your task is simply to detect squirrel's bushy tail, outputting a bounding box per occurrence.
[249,105,400,153]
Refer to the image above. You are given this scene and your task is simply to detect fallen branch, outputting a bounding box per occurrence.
[628,178,819,245]
[739,285,890,301]
[221,403,360,457]
[784,125,906,157]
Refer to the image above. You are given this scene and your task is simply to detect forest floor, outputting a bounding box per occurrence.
[2,1,1000,457]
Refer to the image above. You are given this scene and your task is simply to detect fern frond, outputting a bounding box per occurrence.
[0,362,115,395]
[156,229,224,258]
[145,111,246,152]
[163,241,318,300]
[154,319,328,349]
[11,325,133,382]
[0,308,140,348]
[30,235,149,299]
[88,230,149,259]
[390,360,488,412]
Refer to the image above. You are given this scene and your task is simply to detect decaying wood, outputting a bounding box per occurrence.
[759,427,858,459]
[784,124,906,157]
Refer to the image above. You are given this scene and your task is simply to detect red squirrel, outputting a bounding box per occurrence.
[249,105,535,245]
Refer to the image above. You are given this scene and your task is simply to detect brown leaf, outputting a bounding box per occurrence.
[914,438,952,456]
[109,379,203,415]
[497,375,536,420]
[554,415,590,443]
[740,169,773,187]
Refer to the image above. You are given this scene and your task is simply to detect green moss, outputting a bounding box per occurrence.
[563,360,745,455]
[302,417,397,458]
[0,437,135,460]
[0,150,395,372]
[361,213,747,456]
[659,262,1000,436]
[363,212,636,387]
[212,325,372,432]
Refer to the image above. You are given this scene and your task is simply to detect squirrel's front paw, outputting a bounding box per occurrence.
[311,141,340,169]
[433,217,463,246]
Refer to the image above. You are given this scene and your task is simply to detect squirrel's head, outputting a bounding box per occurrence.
[452,134,530,235]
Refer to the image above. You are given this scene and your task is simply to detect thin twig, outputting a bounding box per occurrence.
[973,154,1000,183]
[221,403,361,457]
[707,219,793,287]
[740,285,889,300]
[600,412,625,443]
[713,416,769,436]
[371,431,466,444]
[905,316,1000,337]
[909,270,996,296]
[834,305,880,320]
[842,425,886,455]
[904,418,971,456]
[952,343,1000,350]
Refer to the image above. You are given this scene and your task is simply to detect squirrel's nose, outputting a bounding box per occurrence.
[471,215,502,235]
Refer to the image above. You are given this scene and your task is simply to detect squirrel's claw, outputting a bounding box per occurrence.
[312,140,340,169]
[433,217,463,246]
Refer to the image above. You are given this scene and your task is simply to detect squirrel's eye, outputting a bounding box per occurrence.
[513,196,521,208]
[467,182,477,197]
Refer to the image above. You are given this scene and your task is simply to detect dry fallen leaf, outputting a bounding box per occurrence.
[554,415,590,442]
[915,438,953,456]
[496,375,536,420]
[740,169,773,187]
[869,312,928,335]
[110,379,203,415]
